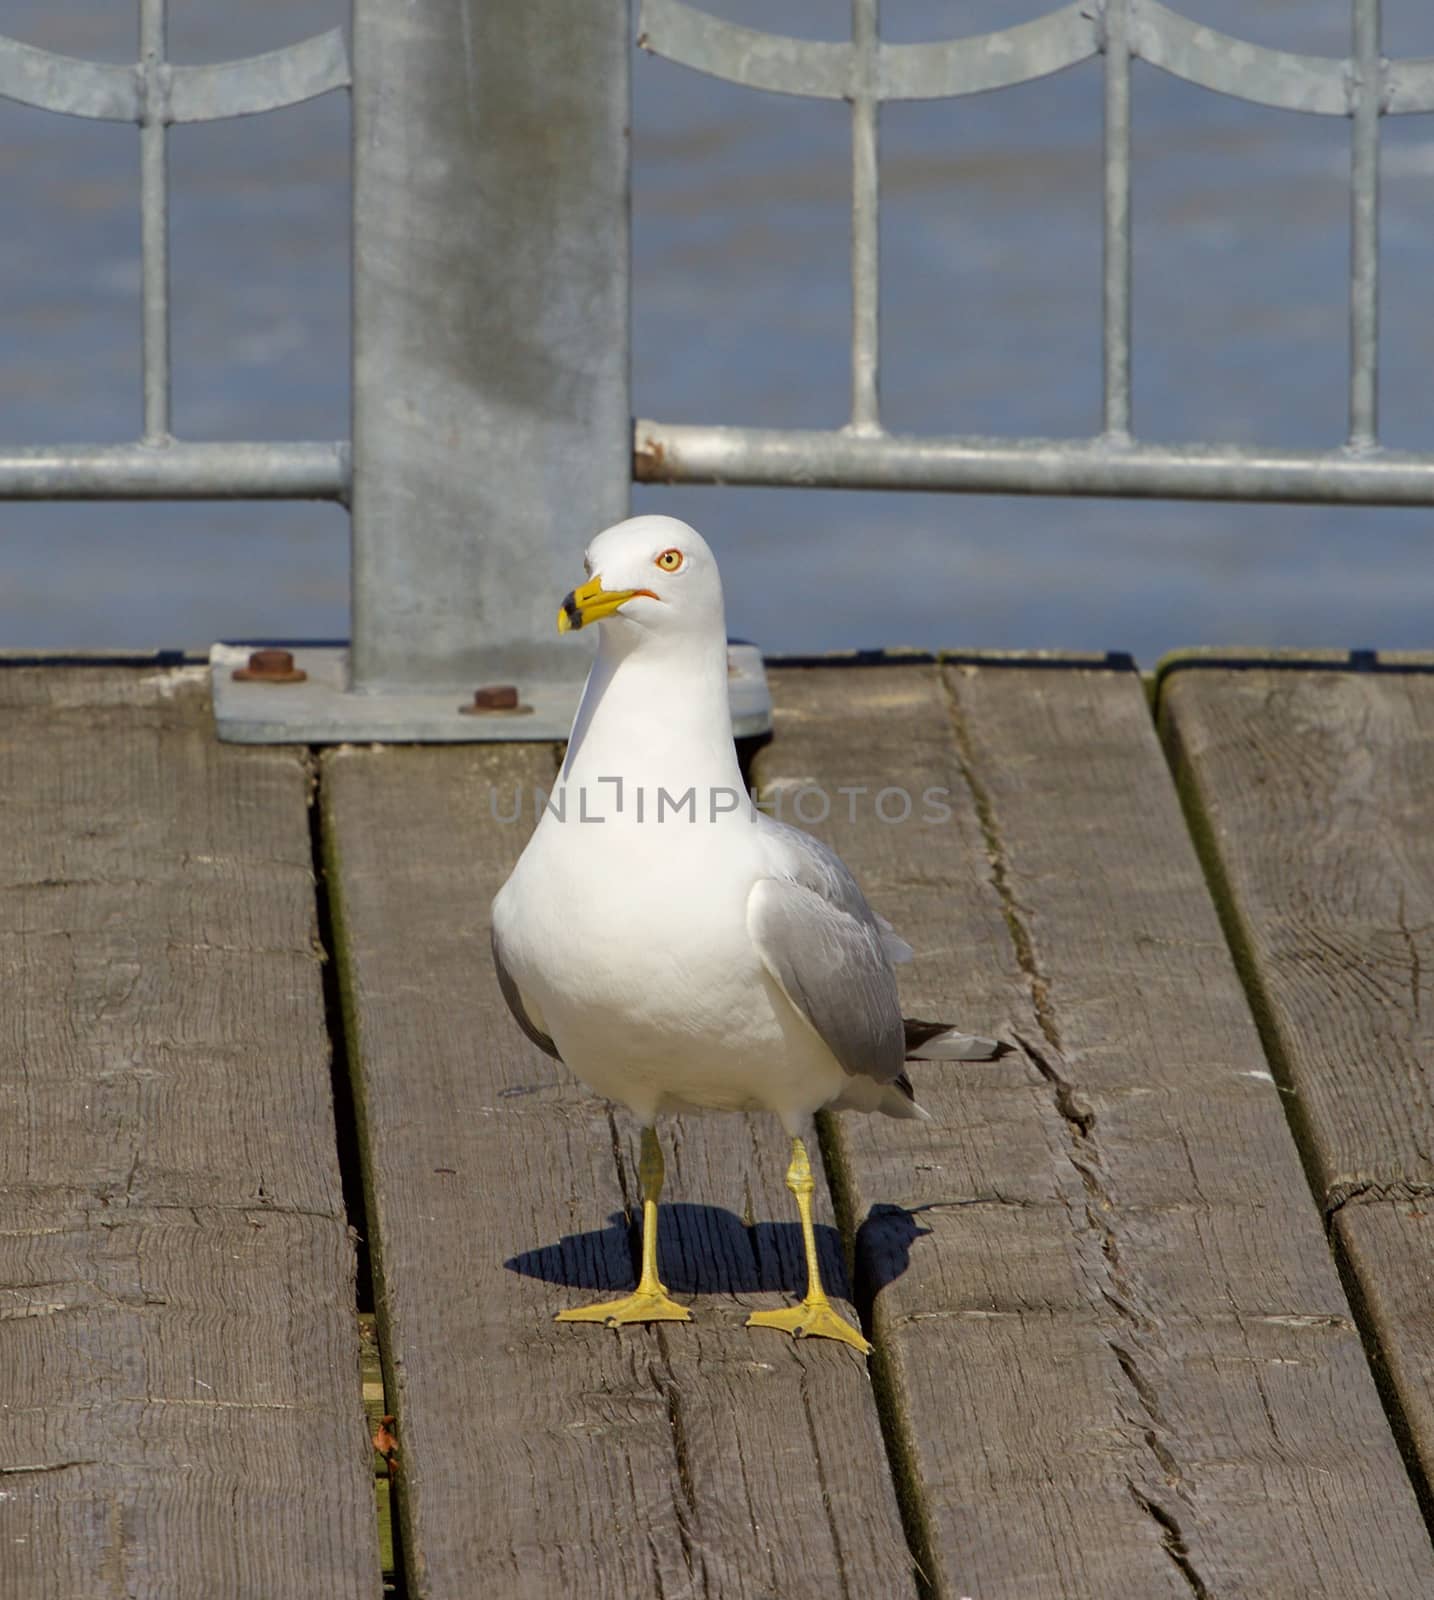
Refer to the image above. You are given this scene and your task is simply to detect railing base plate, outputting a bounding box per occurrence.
[210,643,773,744]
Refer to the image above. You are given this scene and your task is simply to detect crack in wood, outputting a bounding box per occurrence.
[1325,1178,1434,1227]
[941,682,1063,1054]
[1109,1342,1171,1432]
[1012,1030,1096,1143]
[653,1343,711,1597]
[655,1357,698,1522]
[1010,1035,1208,1539]
[1127,1484,1213,1600]
[1395,888,1425,1022]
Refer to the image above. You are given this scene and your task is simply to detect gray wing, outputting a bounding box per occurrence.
[762,818,913,964]
[748,820,905,1085]
[490,925,563,1062]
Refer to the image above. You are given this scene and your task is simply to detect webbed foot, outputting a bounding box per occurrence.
[557,1287,692,1327]
[747,1298,871,1354]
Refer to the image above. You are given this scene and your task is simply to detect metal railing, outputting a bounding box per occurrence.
[633,0,1434,505]
[0,3,350,500]
[1,3,1430,739]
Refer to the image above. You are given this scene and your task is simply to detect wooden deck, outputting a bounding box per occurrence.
[4,652,1434,1599]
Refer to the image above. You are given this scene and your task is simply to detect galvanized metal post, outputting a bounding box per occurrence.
[350,0,632,699]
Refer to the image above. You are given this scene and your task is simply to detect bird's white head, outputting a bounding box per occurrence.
[557,515,724,650]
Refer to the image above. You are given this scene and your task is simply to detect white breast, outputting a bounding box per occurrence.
[493,813,847,1124]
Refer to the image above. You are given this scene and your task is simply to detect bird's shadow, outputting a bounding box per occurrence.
[505,1202,929,1303]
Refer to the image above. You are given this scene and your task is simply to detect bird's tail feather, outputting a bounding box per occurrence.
[903,1018,1011,1061]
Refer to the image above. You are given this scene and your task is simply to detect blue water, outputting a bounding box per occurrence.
[2,1,1433,662]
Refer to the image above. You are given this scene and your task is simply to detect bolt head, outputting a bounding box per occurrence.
[458,684,532,717]
[231,648,307,684]
[473,684,519,711]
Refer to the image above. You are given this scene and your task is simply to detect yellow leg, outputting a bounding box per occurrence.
[747,1137,872,1354]
[556,1125,691,1327]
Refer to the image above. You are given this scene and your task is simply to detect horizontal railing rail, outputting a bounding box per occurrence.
[0,443,348,502]
[632,426,1434,507]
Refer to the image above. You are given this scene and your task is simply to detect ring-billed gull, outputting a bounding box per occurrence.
[491,515,1006,1351]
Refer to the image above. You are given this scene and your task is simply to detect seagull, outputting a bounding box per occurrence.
[491,515,1006,1351]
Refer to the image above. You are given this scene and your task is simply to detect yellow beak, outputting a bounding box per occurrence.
[557,574,648,633]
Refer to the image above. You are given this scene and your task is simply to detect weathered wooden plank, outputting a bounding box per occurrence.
[757,662,1434,1599]
[323,743,915,1600]
[0,667,378,1600]
[1161,658,1434,1502]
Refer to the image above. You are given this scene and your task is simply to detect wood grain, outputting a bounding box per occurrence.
[0,667,378,1600]
[323,743,914,1600]
[1162,660,1434,1507]
[756,662,1434,1599]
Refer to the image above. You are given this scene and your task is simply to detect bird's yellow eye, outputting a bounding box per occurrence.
[655,548,684,572]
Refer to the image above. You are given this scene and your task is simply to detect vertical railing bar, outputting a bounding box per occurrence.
[1349,0,1380,449]
[849,0,881,433]
[139,0,171,443]
[1102,0,1133,440]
